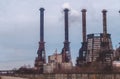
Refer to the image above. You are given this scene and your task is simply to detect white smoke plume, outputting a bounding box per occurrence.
[62,2,71,9]
[70,9,80,23]
[61,2,81,24]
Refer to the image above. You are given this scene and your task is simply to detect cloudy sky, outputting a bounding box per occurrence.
[0,0,120,70]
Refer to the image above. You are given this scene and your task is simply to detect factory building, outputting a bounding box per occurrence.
[86,33,113,62]
[48,53,62,63]
[44,51,72,73]
[34,7,118,73]
[76,9,113,69]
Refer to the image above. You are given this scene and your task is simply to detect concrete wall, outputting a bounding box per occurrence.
[17,73,120,79]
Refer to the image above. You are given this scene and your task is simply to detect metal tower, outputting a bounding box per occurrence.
[99,9,113,70]
[34,8,46,73]
[76,9,87,66]
[61,8,71,63]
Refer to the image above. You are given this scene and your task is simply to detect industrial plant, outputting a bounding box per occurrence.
[0,7,120,79]
[32,7,120,74]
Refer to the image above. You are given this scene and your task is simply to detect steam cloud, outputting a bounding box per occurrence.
[62,2,71,9]
[61,2,81,24]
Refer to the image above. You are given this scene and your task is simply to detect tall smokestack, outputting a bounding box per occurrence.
[61,8,71,63]
[40,8,44,42]
[81,9,87,42]
[101,9,113,68]
[64,8,69,42]
[39,8,45,62]
[34,8,46,72]
[102,9,107,35]
[76,9,87,67]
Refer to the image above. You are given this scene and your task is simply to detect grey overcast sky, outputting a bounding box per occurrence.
[0,0,120,70]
